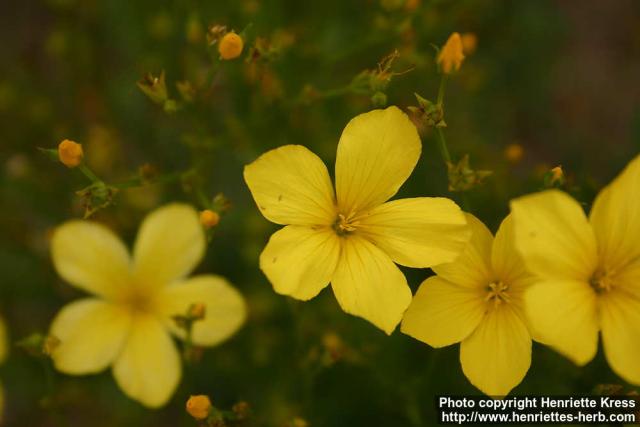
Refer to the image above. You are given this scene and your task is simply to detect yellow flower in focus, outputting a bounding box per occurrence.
[200,209,220,228]
[58,139,84,168]
[510,154,640,385]
[48,204,246,407]
[402,214,535,395]
[186,394,212,419]
[219,32,244,60]
[244,106,470,333]
[437,32,465,74]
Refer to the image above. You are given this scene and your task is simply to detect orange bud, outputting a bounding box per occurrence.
[186,395,212,420]
[219,32,244,60]
[200,209,220,228]
[58,139,84,168]
[437,32,465,74]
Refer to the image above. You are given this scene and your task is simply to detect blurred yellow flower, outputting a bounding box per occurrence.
[438,32,465,74]
[219,32,244,60]
[402,214,535,395]
[460,32,478,55]
[58,139,84,168]
[48,204,246,407]
[186,394,212,419]
[244,106,470,333]
[504,143,524,164]
[511,154,640,385]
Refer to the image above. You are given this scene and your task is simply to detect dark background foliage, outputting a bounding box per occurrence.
[1,0,640,425]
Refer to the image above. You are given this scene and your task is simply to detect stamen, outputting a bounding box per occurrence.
[485,281,510,308]
[334,211,360,235]
[590,269,614,293]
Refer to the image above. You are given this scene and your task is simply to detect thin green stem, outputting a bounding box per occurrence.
[78,163,102,184]
[436,74,448,107]
[435,127,452,164]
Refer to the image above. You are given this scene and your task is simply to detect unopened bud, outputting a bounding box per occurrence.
[437,32,465,74]
[200,209,220,228]
[58,139,84,168]
[186,395,212,420]
[188,302,206,320]
[219,32,244,60]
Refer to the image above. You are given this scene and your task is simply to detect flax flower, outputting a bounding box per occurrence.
[49,204,246,407]
[510,155,640,385]
[402,214,534,395]
[244,106,470,334]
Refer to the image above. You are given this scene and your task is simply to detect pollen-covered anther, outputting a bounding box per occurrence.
[334,212,360,235]
[485,281,510,307]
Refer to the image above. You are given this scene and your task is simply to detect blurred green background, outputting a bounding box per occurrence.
[2,0,640,425]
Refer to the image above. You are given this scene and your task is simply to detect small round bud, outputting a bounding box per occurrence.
[219,32,244,60]
[504,143,524,164]
[461,32,478,55]
[186,395,212,420]
[200,209,220,228]
[58,139,84,168]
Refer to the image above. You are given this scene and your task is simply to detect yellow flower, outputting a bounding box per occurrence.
[200,209,220,228]
[437,32,465,74]
[48,204,246,407]
[58,139,84,168]
[244,106,470,334]
[219,32,244,60]
[510,154,640,385]
[402,214,534,395]
[186,394,212,419]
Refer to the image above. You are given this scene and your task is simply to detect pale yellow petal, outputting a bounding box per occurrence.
[156,275,246,347]
[51,221,131,299]
[401,276,485,347]
[590,154,640,271]
[113,313,180,408]
[50,299,132,374]
[259,225,340,300]
[132,204,205,289]
[460,304,531,396]
[335,106,421,214]
[492,215,531,286]
[331,236,412,334]
[433,213,494,289]
[244,145,336,226]
[510,190,597,281]
[357,197,470,268]
[525,280,598,365]
[600,289,640,385]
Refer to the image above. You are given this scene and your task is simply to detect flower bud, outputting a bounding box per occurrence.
[461,32,478,55]
[58,139,84,168]
[188,302,206,320]
[186,395,212,420]
[437,32,465,74]
[219,32,244,60]
[136,71,168,104]
[200,209,220,228]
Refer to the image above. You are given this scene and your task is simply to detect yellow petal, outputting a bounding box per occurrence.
[510,190,597,281]
[492,215,531,287]
[525,280,598,365]
[51,221,131,299]
[50,299,132,374]
[590,154,640,271]
[331,236,412,334]
[433,213,494,289]
[600,290,640,385]
[113,313,180,408]
[401,276,485,347]
[244,145,336,226]
[156,275,246,347]
[357,197,470,268]
[259,226,340,300]
[133,204,205,289]
[460,304,531,396]
[0,316,8,364]
[335,106,421,214]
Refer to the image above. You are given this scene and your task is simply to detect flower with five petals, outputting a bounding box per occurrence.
[244,106,470,333]
[49,204,246,407]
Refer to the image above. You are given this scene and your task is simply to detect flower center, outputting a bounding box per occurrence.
[485,281,510,308]
[333,211,359,236]
[120,287,155,314]
[590,269,615,293]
